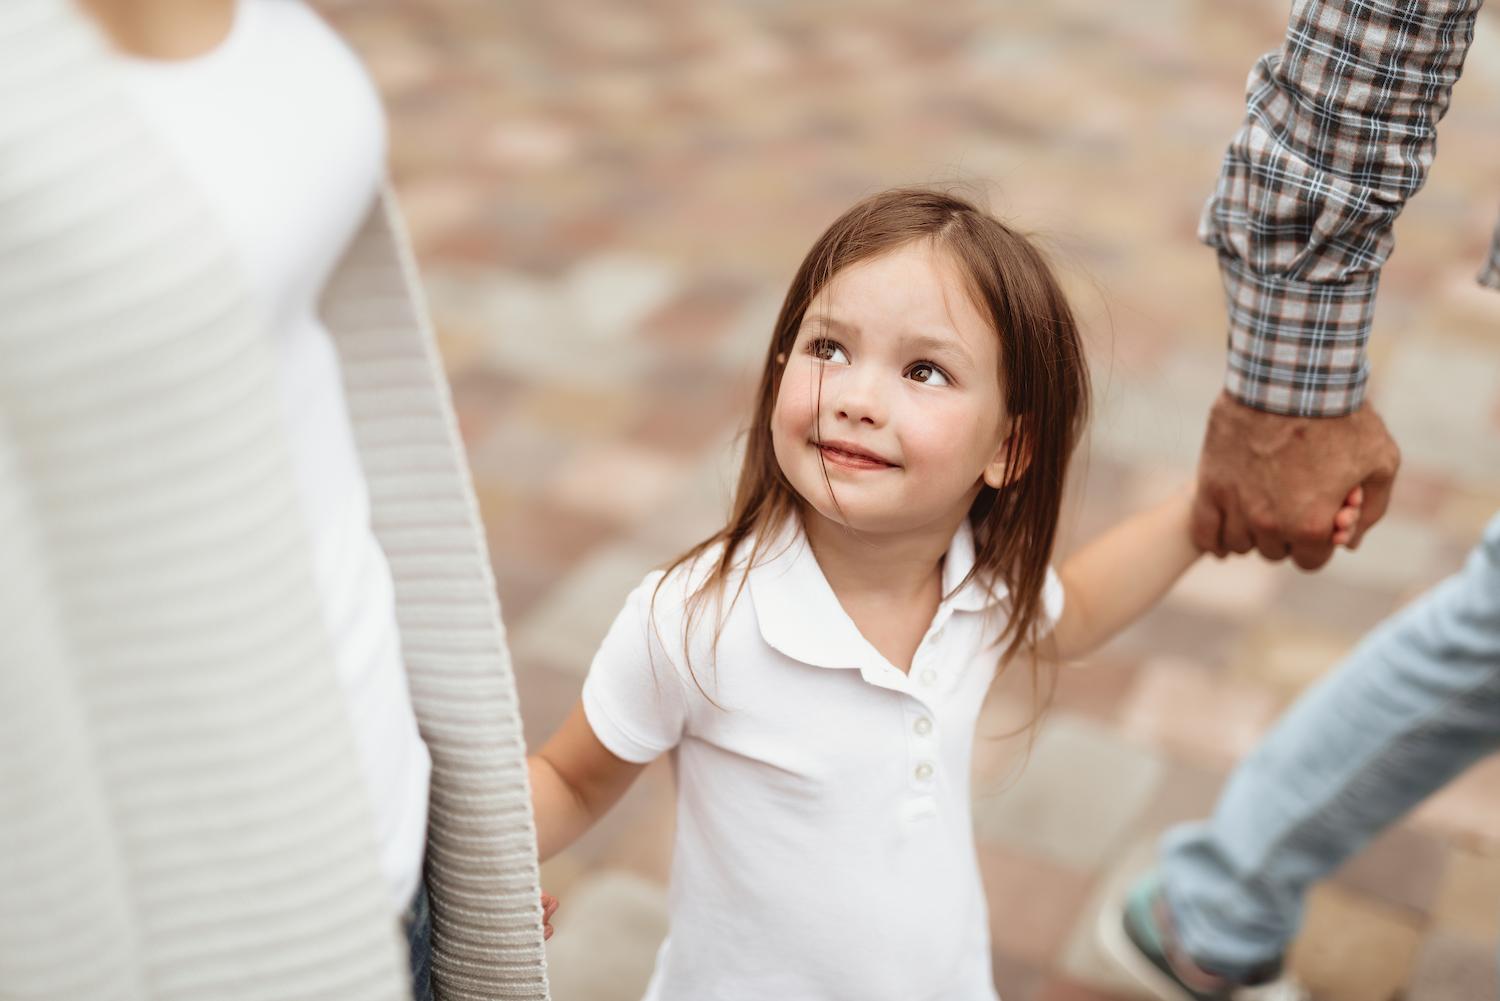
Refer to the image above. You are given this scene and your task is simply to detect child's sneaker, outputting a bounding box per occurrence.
[1096,872,1310,1001]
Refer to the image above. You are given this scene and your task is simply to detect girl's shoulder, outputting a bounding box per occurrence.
[632,523,807,656]
[637,534,758,633]
[597,536,765,705]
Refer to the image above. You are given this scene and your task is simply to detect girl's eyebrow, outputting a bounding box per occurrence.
[802,315,857,335]
[901,332,973,367]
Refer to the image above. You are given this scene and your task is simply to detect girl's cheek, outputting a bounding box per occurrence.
[901,401,985,473]
[773,371,816,437]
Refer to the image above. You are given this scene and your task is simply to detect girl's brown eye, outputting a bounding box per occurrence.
[907,363,950,386]
[808,339,849,364]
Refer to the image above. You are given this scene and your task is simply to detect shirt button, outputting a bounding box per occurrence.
[919,669,937,686]
[914,762,934,781]
[914,717,933,736]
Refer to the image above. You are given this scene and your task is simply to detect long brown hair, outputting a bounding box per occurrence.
[654,187,1089,702]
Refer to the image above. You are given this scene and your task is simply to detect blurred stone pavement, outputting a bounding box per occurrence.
[317,2,1500,998]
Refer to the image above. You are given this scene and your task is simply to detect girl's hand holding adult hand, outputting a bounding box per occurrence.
[1192,392,1399,569]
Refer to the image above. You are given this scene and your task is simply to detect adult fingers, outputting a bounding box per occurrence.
[1221,500,1254,555]
[1348,423,1401,549]
[1280,479,1350,567]
[1190,488,1227,557]
[1290,537,1336,570]
[1253,525,1289,561]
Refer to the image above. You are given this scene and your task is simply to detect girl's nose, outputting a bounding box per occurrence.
[837,406,877,426]
[830,370,885,427]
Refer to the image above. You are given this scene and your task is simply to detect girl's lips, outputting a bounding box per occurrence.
[816,442,896,470]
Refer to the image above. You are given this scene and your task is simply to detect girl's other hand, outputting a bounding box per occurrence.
[542,891,559,941]
[1331,486,1363,548]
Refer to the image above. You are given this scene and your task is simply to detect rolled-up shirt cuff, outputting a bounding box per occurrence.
[1217,253,1376,418]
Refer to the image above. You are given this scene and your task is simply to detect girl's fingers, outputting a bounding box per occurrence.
[540,891,558,941]
[1333,486,1363,546]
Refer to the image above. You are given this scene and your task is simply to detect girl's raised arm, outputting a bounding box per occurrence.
[1043,485,1362,661]
[1042,487,1199,662]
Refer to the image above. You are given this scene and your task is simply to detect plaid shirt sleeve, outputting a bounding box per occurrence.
[1201,0,1483,417]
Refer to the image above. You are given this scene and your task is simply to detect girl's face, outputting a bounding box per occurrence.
[771,240,1013,538]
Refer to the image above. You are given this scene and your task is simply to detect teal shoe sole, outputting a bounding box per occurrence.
[1095,883,1210,1001]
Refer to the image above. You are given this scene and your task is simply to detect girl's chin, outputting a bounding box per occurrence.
[801,499,917,535]
[797,486,974,539]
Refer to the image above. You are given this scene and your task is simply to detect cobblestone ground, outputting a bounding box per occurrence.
[318,2,1500,998]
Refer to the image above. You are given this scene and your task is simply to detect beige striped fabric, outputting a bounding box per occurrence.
[0,2,548,999]
[325,201,551,1000]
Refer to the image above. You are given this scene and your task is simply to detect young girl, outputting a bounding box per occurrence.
[527,188,1357,999]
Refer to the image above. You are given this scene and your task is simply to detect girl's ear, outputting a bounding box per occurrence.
[982,426,1030,490]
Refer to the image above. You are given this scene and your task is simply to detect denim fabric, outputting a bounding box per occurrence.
[1160,513,1500,978]
[403,881,434,1001]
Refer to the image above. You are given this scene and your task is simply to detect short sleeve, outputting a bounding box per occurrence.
[581,573,691,764]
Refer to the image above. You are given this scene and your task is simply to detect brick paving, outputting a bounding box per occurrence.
[318,2,1500,997]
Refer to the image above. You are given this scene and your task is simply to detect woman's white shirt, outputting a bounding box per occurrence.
[582,517,1064,1001]
[115,0,431,912]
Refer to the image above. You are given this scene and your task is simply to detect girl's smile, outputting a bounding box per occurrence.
[814,439,899,470]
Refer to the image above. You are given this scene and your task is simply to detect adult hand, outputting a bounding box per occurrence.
[1192,391,1400,570]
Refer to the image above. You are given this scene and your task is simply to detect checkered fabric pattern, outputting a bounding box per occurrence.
[1200,0,1488,417]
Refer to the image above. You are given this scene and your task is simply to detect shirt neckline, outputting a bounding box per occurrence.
[745,515,1004,674]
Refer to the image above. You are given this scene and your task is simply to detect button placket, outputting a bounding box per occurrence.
[906,696,937,793]
[902,610,953,806]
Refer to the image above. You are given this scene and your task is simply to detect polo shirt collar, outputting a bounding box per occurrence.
[746,514,1005,672]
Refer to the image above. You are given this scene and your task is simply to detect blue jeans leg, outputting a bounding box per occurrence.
[1159,513,1500,977]
[403,881,434,1001]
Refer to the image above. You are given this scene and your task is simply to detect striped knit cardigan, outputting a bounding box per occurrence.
[0,3,549,999]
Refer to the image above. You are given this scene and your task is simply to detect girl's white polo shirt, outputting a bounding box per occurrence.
[581,518,1063,1001]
